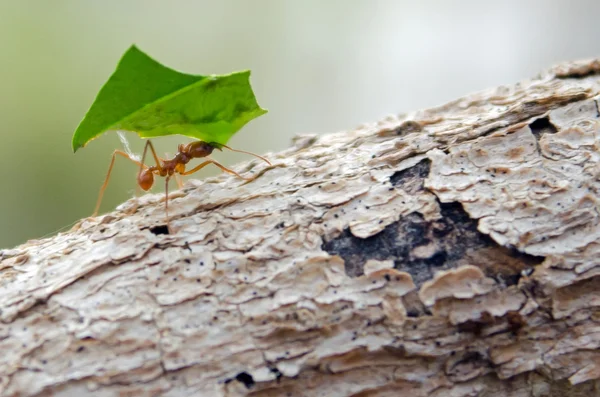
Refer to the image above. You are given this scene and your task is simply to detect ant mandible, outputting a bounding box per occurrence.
[93,140,271,227]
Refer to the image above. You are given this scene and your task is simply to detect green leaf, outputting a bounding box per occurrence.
[72,45,267,152]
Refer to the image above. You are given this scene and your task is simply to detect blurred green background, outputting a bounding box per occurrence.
[1,0,599,248]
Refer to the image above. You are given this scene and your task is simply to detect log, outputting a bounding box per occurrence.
[2,59,600,397]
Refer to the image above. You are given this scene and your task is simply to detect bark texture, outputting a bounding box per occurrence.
[2,59,600,396]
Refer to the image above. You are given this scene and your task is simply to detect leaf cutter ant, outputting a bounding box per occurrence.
[93,140,271,229]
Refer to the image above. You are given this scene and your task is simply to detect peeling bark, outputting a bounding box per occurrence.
[2,59,600,396]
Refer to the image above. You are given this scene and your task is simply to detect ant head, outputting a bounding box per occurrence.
[137,168,154,191]
[185,141,215,158]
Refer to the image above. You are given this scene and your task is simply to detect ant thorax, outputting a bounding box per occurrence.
[157,159,180,176]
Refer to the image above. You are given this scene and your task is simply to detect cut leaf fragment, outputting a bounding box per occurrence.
[72,45,267,152]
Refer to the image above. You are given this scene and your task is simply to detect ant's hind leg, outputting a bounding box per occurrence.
[93,150,147,217]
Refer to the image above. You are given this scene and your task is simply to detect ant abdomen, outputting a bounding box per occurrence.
[137,168,154,191]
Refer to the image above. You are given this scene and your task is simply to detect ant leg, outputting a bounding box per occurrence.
[163,151,184,189]
[94,150,148,216]
[181,158,251,180]
[174,174,184,189]
[139,140,164,178]
[165,175,171,231]
[221,144,271,166]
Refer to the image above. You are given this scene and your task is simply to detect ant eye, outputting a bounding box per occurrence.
[137,169,154,191]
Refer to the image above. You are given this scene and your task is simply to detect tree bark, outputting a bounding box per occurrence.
[2,59,600,397]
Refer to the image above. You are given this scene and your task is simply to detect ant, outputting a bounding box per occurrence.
[93,140,271,228]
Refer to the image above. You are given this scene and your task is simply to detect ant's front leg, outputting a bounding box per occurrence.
[221,144,271,166]
[164,175,172,233]
[181,158,252,181]
[174,174,185,189]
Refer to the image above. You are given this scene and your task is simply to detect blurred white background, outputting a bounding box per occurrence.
[0,0,599,248]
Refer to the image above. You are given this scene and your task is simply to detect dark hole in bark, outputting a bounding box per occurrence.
[322,201,544,289]
[390,159,431,194]
[235,372,255,389]
[269,366,283,381]
[529,117,557,139]
[150,225,170,235]
[406,309,420,317]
